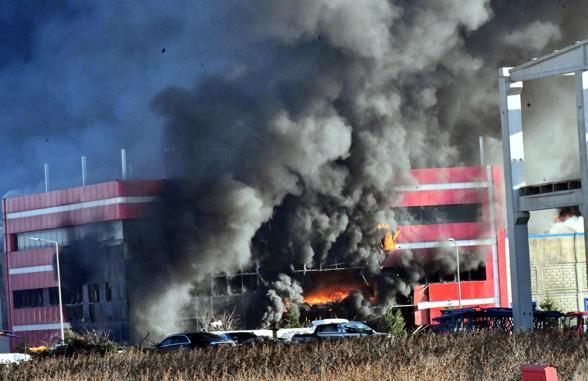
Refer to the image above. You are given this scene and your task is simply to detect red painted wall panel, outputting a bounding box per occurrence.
[393,189,488,207]
[8,248,55,268]
[428,280,494,301]
[409,167,487,184]
[14,329,61,348]
[10,273,57,290]
[5,203,152,234]
[4,180,164,213]
[383,245,492,270]
[413,285,429,326]
[498,228,509,307]
[396,222,488,243]
[11,306,61,326]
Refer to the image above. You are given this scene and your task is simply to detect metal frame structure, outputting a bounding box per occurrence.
[499,39,588,330]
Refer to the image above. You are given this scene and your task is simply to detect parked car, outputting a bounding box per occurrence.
[222,331,261,345]
[156,332,235,350]
[307,318,349,328]
[291,321,382,343]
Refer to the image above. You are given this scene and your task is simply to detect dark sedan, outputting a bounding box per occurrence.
[156,332,235,350]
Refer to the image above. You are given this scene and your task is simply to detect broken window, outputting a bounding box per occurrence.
[105,282,112,302]
[48,287,60,306]
[88,283,100,303]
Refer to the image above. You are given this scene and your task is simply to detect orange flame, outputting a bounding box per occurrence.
[303,284,363,305]
[378,224,399,251]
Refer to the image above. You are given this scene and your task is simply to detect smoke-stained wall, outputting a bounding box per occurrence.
[4,0,588,336]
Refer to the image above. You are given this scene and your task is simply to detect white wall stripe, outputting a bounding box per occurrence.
[395,238,494,250]
[417,297,495,310]
[391,182,489,192]
[6,196,158,219]
[12,323,71,332]
[9,265,54,275]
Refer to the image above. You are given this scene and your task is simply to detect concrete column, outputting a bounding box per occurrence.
[575,71,588,301]
[499,68,534,330]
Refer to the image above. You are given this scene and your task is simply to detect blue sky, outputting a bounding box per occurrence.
[0,1,253,196]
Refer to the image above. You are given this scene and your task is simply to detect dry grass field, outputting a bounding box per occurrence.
[3,332,588,380]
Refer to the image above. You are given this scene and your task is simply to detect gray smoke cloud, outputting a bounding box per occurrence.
[146,0,588,330]
[151,0,499,328]
[261,274,304,325]
[6,1,588,335]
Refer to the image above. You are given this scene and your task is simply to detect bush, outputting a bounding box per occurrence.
[380,307,406,335]
[539,296,563,313]
[283,304,303,328]
[35,330,120,357]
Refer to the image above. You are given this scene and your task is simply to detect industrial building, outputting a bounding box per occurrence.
[0,165,512,347]
[2,180,164,348]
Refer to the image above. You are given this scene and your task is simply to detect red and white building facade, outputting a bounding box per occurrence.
[2,180,164,348]
[386,166,508,325]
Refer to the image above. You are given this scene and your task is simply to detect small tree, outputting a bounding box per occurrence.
[284,304,303,328]
[381,307,406,335]
[539,296,562,313]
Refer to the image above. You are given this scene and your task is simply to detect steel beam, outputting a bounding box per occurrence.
[575,71,588,284]
[518,189,582,211]
[510,41,588,82]
[499,68,534,330]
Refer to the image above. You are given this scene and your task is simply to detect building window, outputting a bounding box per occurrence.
[105,282,112,302]
[88,283,100,303]
[67,285,83,305]
[88,304,96,323]
[48,287,60,306]
[13,289,44,309]
[243,274,259,291]
[395,204,482,225]
[15,221,124,251]
[67,304,83,322]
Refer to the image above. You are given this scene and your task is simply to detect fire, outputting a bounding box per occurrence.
[303,284,363,305]
[378,223,399,251]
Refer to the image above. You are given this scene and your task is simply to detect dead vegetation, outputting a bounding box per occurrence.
[3,332,588,380]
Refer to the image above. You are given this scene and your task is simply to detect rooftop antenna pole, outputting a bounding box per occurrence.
[121,148,128,180]
[479,136,485,166]
[44,163,50,193]
[81,155,87,186]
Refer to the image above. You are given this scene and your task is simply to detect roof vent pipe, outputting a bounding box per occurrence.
[44,163,50,192]
[81,155,87,186]
[479,136,485,166]
[121,148,128,180]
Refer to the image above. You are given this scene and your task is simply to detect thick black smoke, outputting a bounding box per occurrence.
[6,1,588,335]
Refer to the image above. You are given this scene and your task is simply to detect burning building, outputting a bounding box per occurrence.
[184,165,509,329]
[1,180,165,348]
[0,163,510,348]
